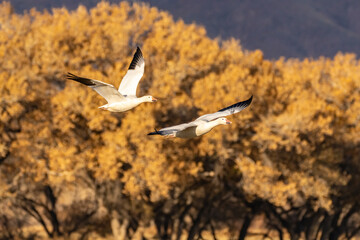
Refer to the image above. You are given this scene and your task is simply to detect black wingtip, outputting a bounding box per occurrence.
[148,128,161,136]
[128,47,144,70]
[66,72,75,78]
[66,72,96,86]
[247,95,253,105]
[241,95,253,108]
[218,95,253,112]
[66,72,78,81]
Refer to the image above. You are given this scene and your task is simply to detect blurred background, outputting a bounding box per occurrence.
[0,0,360,239]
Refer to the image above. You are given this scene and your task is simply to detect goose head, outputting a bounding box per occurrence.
[217,117,232,125]
[141,95,157,103]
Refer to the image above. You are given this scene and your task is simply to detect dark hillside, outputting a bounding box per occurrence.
[6,0,360,58]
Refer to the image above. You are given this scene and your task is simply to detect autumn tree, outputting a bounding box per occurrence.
[0,1,359,239]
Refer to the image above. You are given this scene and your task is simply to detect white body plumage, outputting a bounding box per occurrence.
[67,47,157,113]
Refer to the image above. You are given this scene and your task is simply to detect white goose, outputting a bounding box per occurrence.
[148,96,253,138]
[66,47,157,112]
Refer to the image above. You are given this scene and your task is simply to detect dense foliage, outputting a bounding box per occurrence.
[0,1,359,239]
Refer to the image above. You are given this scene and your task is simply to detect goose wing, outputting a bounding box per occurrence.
[148,121,199,136]
[196,96,253,122]
[118,47,145,96]
[66,72,124,104]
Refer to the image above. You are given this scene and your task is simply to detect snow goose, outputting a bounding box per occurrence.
[66,47,157,112]
[148,96,253,138]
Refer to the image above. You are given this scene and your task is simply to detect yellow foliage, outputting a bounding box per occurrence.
[0,1,359,238]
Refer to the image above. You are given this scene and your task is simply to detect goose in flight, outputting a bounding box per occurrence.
[148,96,253,138]
[66,47,157,112]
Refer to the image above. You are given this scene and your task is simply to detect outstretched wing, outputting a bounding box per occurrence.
[148,121,199,136]
[118,47,145,96]
[66,72,124,104]
[196,96,253,122]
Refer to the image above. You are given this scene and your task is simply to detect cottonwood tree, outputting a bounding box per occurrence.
[0,1,359,239]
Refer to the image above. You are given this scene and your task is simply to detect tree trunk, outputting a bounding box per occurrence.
[305,211,324,240]
[187,202,208,240]
[111,211,128,240]
[44,185,61,237]
[320,214,332,240]
[238,215,252,240]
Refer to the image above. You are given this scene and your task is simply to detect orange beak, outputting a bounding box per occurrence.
[226,119,232,124]
[152,97,157,102]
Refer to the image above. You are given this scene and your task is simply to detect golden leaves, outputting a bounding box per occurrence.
[0,143,7,158]
[0,1,359,215]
